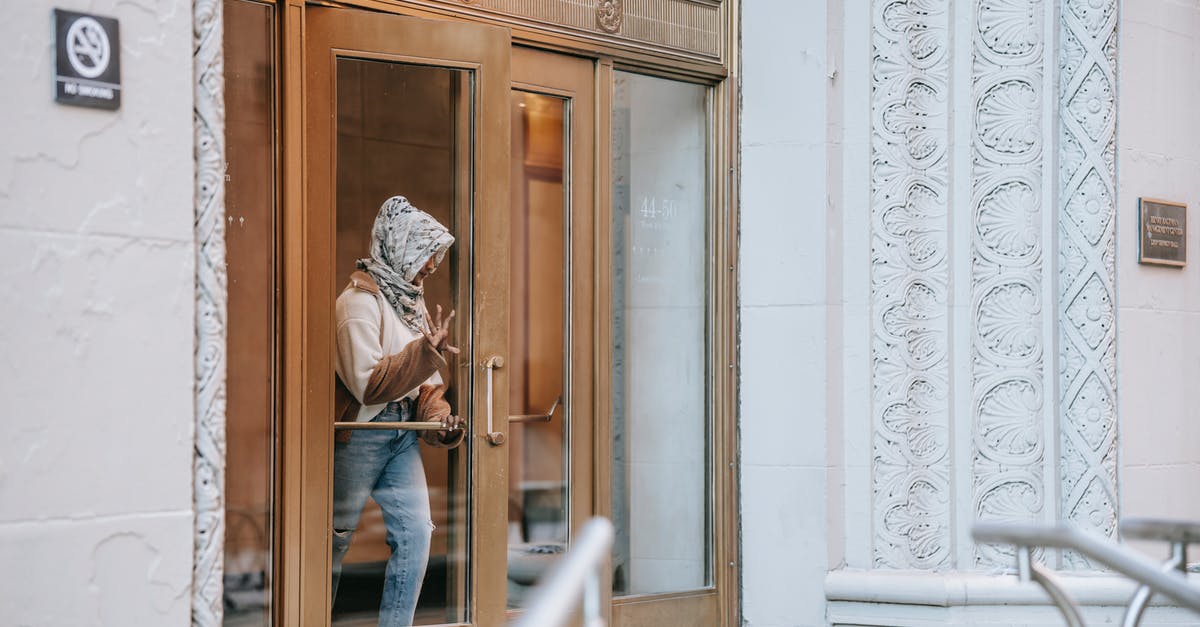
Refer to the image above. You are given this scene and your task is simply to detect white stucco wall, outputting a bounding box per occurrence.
[1117,0,1200,531]
[739,2,835,626]
[0,2,195,625]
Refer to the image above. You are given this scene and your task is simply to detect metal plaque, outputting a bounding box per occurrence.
[1139,198,1187,267]
[54,9,121,110]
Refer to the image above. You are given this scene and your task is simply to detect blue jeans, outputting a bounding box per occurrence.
[331,400,432,627]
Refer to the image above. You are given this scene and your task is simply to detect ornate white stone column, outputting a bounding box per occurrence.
[865,0,1119,574]
[193,0,226,624]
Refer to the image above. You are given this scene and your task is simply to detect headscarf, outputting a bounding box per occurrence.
[357,196,455,332]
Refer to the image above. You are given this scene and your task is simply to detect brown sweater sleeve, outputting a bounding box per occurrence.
[362,339,448,406]
[416,384,466,449]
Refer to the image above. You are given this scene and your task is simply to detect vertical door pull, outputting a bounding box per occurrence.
[483,355,506,445]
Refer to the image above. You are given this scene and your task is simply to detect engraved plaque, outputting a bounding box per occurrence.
[1139,198,1187,267]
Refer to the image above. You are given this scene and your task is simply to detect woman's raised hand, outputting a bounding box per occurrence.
[421,304,459,354]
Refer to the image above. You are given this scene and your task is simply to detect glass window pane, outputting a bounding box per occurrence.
[223,0,276,623]
[611,71,710,596]
[332,57,471,626]
[507,91,570,609]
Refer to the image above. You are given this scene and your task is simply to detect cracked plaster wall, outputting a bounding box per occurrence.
[0,1,195,625]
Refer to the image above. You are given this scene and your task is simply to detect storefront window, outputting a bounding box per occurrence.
[223,0,277,623]
[610,71,711,596]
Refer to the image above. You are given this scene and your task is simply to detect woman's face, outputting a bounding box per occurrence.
[412,254,439,286]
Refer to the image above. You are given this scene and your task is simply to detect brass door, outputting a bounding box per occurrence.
[301,7,511,625]
[291,8,730,624]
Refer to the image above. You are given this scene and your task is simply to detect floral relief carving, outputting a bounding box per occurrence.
[1059,0,1118,567]
[978,0,1043,60]
[977,378,1043,461]
[971,0,1046,568]
[1064,273,1113,349]
[881,183,947,269]
[883,81,948,164]
[976,80,1041,159]
[882,282,947,368]
[879,0,945,64]
[974,478,1044,566]
[1068,0,1115,36]
[977,282,1041,361]
[976,181,1040,261]
[1065,373,1115,451]
[880,478,951,567]
[1067,65,1115,142]
[882,379,950,463]
[871,0,951,570]
[1064,169,1113,246]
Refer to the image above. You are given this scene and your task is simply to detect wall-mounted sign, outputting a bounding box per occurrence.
[54,9,121,110]
[1139,198,1187,267]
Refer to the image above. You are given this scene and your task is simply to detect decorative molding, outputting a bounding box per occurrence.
[405,0,722,58]
[193,0,227,624]
[1058,0,1118,569]
[970,0,1047,568]
[870,0,952,570]
[597,0,623,33]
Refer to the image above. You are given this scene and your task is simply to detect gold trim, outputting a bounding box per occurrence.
[319,0,725,65]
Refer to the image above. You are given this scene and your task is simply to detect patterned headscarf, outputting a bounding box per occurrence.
[357,196,455,332]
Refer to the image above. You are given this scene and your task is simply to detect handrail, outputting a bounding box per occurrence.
[973,522,1200,615]
[1014,545,1085,627]
[1117,518,1194,627]
[511,517,614,627]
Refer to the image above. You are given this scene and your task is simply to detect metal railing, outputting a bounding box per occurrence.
[973,518,1200,627]
[511,517,614,627]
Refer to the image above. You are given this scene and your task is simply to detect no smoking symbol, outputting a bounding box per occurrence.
[66,17,110,79]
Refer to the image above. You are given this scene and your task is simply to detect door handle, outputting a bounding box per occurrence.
[509,396,561,424]
[483,355,506,445]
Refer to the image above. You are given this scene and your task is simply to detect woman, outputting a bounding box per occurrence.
[331,195,464,626]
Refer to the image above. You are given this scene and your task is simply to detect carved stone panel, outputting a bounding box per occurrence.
[870,0,952,570]
[1058,0,1118,568]
[971,0,1048,569]
[406,0,724,60]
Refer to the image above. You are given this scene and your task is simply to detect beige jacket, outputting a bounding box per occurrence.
[334,271,463,447]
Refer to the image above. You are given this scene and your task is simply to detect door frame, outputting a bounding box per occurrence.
[274,2,741,626]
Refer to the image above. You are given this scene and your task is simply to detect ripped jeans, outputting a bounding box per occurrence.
[331,399,432,627]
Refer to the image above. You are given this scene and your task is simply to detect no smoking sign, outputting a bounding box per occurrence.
[54,9,121,110]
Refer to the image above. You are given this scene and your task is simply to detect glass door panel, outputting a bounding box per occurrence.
[332,57,471,626]
[506,90,569,608]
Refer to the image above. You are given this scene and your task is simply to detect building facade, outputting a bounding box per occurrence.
[2,0,1199,626]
